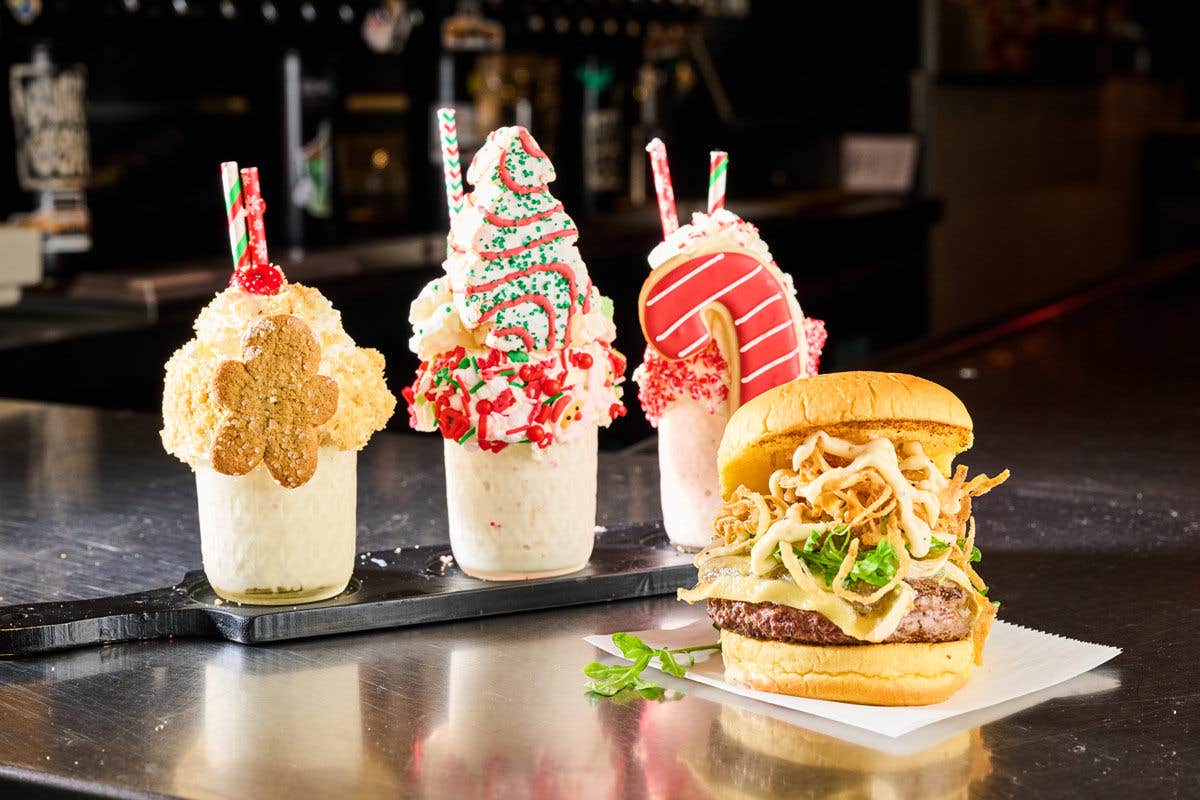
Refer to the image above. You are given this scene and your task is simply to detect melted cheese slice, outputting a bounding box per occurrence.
[679,556,981,644]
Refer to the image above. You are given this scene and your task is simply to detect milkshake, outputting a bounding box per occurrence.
[162,163,395,604]
[635,185,826,548]
[405,123,625,580]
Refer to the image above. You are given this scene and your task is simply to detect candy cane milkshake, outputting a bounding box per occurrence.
[635,147,825,548]
[405,125,625,580]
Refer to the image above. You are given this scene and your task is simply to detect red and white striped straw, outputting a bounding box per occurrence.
[220,161,250,270]
[707,150,728,214]
[437,107,464,225]
[645,137,679,237]
[239,166,269,267]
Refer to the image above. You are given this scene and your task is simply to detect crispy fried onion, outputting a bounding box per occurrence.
[701,431,1009,606]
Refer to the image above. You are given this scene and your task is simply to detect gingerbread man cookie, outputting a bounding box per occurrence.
[210,314,339,488]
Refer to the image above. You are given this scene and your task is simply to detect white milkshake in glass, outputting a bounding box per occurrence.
[405,125,626,580]
[162,274,395,604]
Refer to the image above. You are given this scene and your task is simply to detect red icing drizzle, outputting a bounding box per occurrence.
[478,228,577,261]
[482,203,564,228]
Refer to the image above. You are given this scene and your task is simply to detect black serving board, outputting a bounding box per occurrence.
[0,524,695,658]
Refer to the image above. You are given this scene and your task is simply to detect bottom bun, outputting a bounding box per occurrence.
[720,630,974,706]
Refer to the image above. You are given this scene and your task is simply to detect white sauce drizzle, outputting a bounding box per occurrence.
[789,432,947,558]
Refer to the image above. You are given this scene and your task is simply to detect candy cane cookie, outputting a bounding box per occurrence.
[639,246,807,409]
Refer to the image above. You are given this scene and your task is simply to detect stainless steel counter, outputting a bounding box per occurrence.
[1,267,1197,798]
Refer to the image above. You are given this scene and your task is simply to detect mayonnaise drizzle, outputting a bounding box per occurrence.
[748,518,829,577]
[790,432,946,558]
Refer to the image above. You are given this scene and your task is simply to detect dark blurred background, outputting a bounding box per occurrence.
[0,0,1197,447]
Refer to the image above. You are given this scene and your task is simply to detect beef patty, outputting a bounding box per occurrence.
[708,579,972,645]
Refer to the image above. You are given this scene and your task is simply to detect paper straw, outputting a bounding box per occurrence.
[220,161,250,270]
[239,166,269,267]
[645,138,679,237]
[437,107,464,224]
[708,150,728,214]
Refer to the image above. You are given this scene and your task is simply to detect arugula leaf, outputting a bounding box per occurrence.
[925,538,951,555]
[785,526,899,590]
[584,653,652,696]
[583,633,720,697]
[849,538,898,587]
[657,649,687,678]
[612,631,653,660]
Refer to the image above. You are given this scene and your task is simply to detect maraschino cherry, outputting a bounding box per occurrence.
[231,264,285,295]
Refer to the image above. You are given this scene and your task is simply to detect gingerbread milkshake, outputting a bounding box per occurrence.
[405,117,625,580]
[161,163,395,604]
[635,144,826,548]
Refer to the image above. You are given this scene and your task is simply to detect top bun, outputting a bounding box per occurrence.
[717,371,972,497]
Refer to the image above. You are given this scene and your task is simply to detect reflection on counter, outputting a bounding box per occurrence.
[417,639,616,799]
[695,707,989,799]
[637,698,990,800]
[172,648,401,797]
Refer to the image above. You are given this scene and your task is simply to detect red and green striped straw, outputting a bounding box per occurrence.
[708,150,728,214]
[437,107,464,224]
[645,138,679,237]
[239,166,269,267]
[220,161,251,270]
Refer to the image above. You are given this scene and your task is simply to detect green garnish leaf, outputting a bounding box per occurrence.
[786,526,899,590]
[612,631,653,660]
[583,633,719,697]
[849,538,898,587]
[657,649,687,678]
[970,546,982,563]
[925,538,951,555]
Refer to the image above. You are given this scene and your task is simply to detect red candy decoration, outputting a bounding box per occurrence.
[232,264,285,295]
[518,364,540,383]
[526,424,545,444]
[476,399,494,415]
[802,317,827,376]
[570,352,594,369]
[492,389,516,413]
[541,378,562,397]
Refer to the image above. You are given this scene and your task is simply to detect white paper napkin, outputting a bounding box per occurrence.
[584,616,1121,738]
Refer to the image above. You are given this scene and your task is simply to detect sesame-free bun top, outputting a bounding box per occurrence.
[717,371,973,498]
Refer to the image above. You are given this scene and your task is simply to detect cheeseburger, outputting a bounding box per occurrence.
[679,372,1009,706]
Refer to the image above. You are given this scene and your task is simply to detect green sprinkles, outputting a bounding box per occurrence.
[458,427,476,444]
[469,380,485,394]
[543,392,565,405]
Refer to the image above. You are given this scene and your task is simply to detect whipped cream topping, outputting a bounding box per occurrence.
[162,282,396,467]
[647,208,775,270]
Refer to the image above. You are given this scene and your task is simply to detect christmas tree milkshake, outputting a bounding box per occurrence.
[635,144,826,548]
[406,118,625,580]
[162,163,395,604]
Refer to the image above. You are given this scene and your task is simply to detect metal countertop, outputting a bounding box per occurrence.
[0,267,1197,798]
